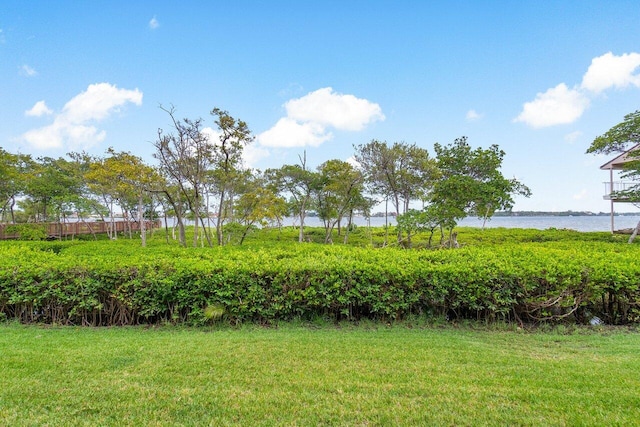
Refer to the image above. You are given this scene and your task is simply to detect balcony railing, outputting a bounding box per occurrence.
[604,181,640,201]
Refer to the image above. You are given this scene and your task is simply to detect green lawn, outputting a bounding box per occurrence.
[1,323,638,426]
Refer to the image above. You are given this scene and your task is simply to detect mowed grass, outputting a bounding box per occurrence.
[1,324,639,426]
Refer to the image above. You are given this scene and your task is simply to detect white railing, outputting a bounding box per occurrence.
[604,181,640,200]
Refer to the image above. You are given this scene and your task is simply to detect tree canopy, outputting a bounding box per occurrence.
[1,100,528,248]
[432,137,530,230]
[586,110,640,155]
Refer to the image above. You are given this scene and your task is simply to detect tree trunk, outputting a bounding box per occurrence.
[178,217,186,246]
[395,195,402,244]
[447,230,459,248]
[192,194,199,247]
[125,209,133,239]
[298,211,305,243]
[9,197,15,223]
[384,198,389,247]
[324,219,339,244]
[163,211,170,244]
[205,191,213,245]
[81,216,97,240]
[216,188,226,245]
[239,220,255,245]
[60,212,66,241]
[297,200,306,243]
[343,211,353,244]
[139,190,146,247]
[199,215,212,247]
[482,206,491,230]
[162,190,186,247]
[628,220,640,244]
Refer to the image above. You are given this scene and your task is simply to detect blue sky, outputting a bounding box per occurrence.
[2,1,640,212]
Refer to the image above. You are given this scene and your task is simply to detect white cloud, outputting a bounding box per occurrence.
[516,52,640,129]
[25,100,53,117]
[21,83,143,150]
[22,122,106,150]
[581,52,640,94]
[258,117,332,148]
[200,126,221,146]
[242,143,270,168]
[20,64,37,77]
[465,109,482,121]
[149,16,159,29]
[0,29,5,44]
[345,155,361,169]
[61,82,142,123]
[564,130,582,144]
[285,87,385,131]
[258,87,384,148]
[573,189,588,200]
[513,83,590,128]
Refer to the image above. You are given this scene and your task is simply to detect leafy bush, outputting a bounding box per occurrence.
[4,224,48,240]
[0,228,638,326]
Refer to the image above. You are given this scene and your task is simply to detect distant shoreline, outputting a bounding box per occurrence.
[365,210,639,218]
[491,211,638,217]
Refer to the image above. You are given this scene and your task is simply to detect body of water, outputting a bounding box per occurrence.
[291,215,640,232]
[458,215,640,232]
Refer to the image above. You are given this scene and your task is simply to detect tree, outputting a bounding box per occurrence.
[232,173,287,245]
[396,207,440,248]
[153,183,188,244]
[154,105,214,247]
[0,148,30,223]
[586,110,640,155]
[23,156,85,224]
[339,188,376,244]
[109,150,160,246]
[314,159,365,243]
[84,152,124,239]
[267,154,318,243]
[431,137,530,242]
[84,149,160,244]
[64,152,106,240]
[586,110,640,242]
[354,140,439,243]
[208,108,254,246]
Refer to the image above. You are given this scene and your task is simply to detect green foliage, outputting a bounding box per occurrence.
[0,228,638,326]
[266,161,318,243]
[586,110,640,155]
[395,208,440,247]
[4,224,47,240]
[203,303,226,322]
[354,139,439,216]
[315,159,365,243]
[431,137,531,229]
[233,174,287,244]
[21,156,87,222]
[0,148,31,223]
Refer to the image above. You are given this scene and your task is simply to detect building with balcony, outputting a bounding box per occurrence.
[599,143,640,232]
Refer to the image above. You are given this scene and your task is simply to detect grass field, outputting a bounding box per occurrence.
[1,323,639,426]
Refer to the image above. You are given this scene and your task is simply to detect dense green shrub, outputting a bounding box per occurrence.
[3,224,48,240]
[0,229,638,326]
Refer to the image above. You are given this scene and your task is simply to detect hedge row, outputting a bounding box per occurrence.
[0,240,639,325]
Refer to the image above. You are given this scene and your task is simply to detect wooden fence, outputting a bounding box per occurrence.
[0,220,162,240]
